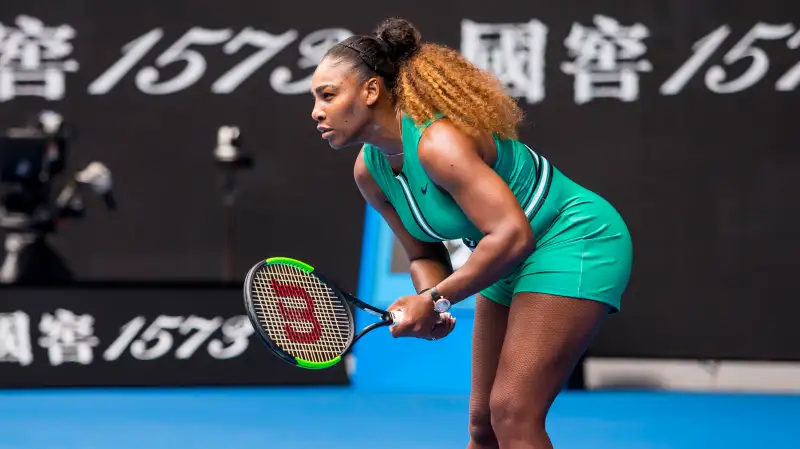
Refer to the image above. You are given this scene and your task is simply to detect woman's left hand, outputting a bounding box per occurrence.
[388,293,455,340]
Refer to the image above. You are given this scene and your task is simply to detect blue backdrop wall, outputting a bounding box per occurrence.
[351,206,476,394]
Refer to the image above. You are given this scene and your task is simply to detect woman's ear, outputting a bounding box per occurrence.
[364,77,381,106]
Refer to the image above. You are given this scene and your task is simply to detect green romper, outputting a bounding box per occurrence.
[363,115,633,312]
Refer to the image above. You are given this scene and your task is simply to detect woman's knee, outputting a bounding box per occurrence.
[488,388,546,436]
[469,409,496,445]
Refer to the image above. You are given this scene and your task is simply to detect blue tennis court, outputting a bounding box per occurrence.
[1,387,798,449]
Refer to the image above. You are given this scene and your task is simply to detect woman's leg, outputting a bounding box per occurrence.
[467,294,509,449]
[489,293,608,449]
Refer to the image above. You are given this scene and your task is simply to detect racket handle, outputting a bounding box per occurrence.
[389,310,404,325]
[389,310,447,326]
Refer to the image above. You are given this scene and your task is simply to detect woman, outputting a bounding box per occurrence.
[311,17,632,449]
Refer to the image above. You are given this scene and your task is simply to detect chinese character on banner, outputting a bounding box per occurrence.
[560,15,652,104]
[461,19,548,104]
[38,309,99,366]
[0,15,79,102]
[0,311,33,366]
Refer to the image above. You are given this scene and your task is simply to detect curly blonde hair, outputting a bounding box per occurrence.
[395,42,524,140]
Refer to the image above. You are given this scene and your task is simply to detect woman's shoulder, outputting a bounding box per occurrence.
[357,144,380,174]
[402,112,445,131]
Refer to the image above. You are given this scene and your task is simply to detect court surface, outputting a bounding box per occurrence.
[0,387,798,449]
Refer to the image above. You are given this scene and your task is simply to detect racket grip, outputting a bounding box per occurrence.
[389,310,447,326]
[389,310,404,325]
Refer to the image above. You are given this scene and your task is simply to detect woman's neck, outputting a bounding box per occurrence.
[362,108,404,155]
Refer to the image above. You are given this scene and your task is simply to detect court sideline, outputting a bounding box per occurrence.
[0,387,797,448]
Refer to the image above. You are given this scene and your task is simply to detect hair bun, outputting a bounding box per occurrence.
[374,17,421,64]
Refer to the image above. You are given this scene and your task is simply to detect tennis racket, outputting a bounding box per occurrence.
[243,256,428,370]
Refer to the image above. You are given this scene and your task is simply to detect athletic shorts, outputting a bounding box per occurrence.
[480,190,633,313]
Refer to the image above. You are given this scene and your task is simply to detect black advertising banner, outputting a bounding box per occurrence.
[0,0,796,361]
[0,3,371,286]
[0,286,349,387]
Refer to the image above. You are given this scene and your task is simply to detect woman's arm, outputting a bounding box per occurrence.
[353,148,454,293]
[416,121,536,304]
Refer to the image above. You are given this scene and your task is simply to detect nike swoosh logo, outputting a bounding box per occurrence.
[421,184,428,194]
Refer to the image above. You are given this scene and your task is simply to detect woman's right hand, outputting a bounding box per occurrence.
[428,312,456,341]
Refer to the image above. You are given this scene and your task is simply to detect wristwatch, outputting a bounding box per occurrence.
[428,286,451,313]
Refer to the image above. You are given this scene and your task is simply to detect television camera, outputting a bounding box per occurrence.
[0,111,115,284]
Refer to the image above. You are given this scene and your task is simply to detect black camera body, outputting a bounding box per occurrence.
[0,112,74,231]
[0,111,112,284]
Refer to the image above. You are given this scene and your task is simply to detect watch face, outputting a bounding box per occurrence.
[434,298,451,313]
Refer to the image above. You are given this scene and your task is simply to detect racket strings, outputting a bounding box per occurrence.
[252,264,352,363]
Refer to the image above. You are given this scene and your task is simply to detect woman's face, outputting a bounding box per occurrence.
[311,57,377,149]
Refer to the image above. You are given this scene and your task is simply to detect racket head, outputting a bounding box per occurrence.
[243,257,356,370]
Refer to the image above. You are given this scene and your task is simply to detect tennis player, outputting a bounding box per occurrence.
[311,18,633,449]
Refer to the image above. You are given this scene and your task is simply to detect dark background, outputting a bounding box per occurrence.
[0,286,349,387]
[0,1,797,362]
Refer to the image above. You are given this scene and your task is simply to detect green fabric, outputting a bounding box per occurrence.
[363,114,632,311]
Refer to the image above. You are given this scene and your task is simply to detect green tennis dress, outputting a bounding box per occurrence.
[362,115,632,312]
